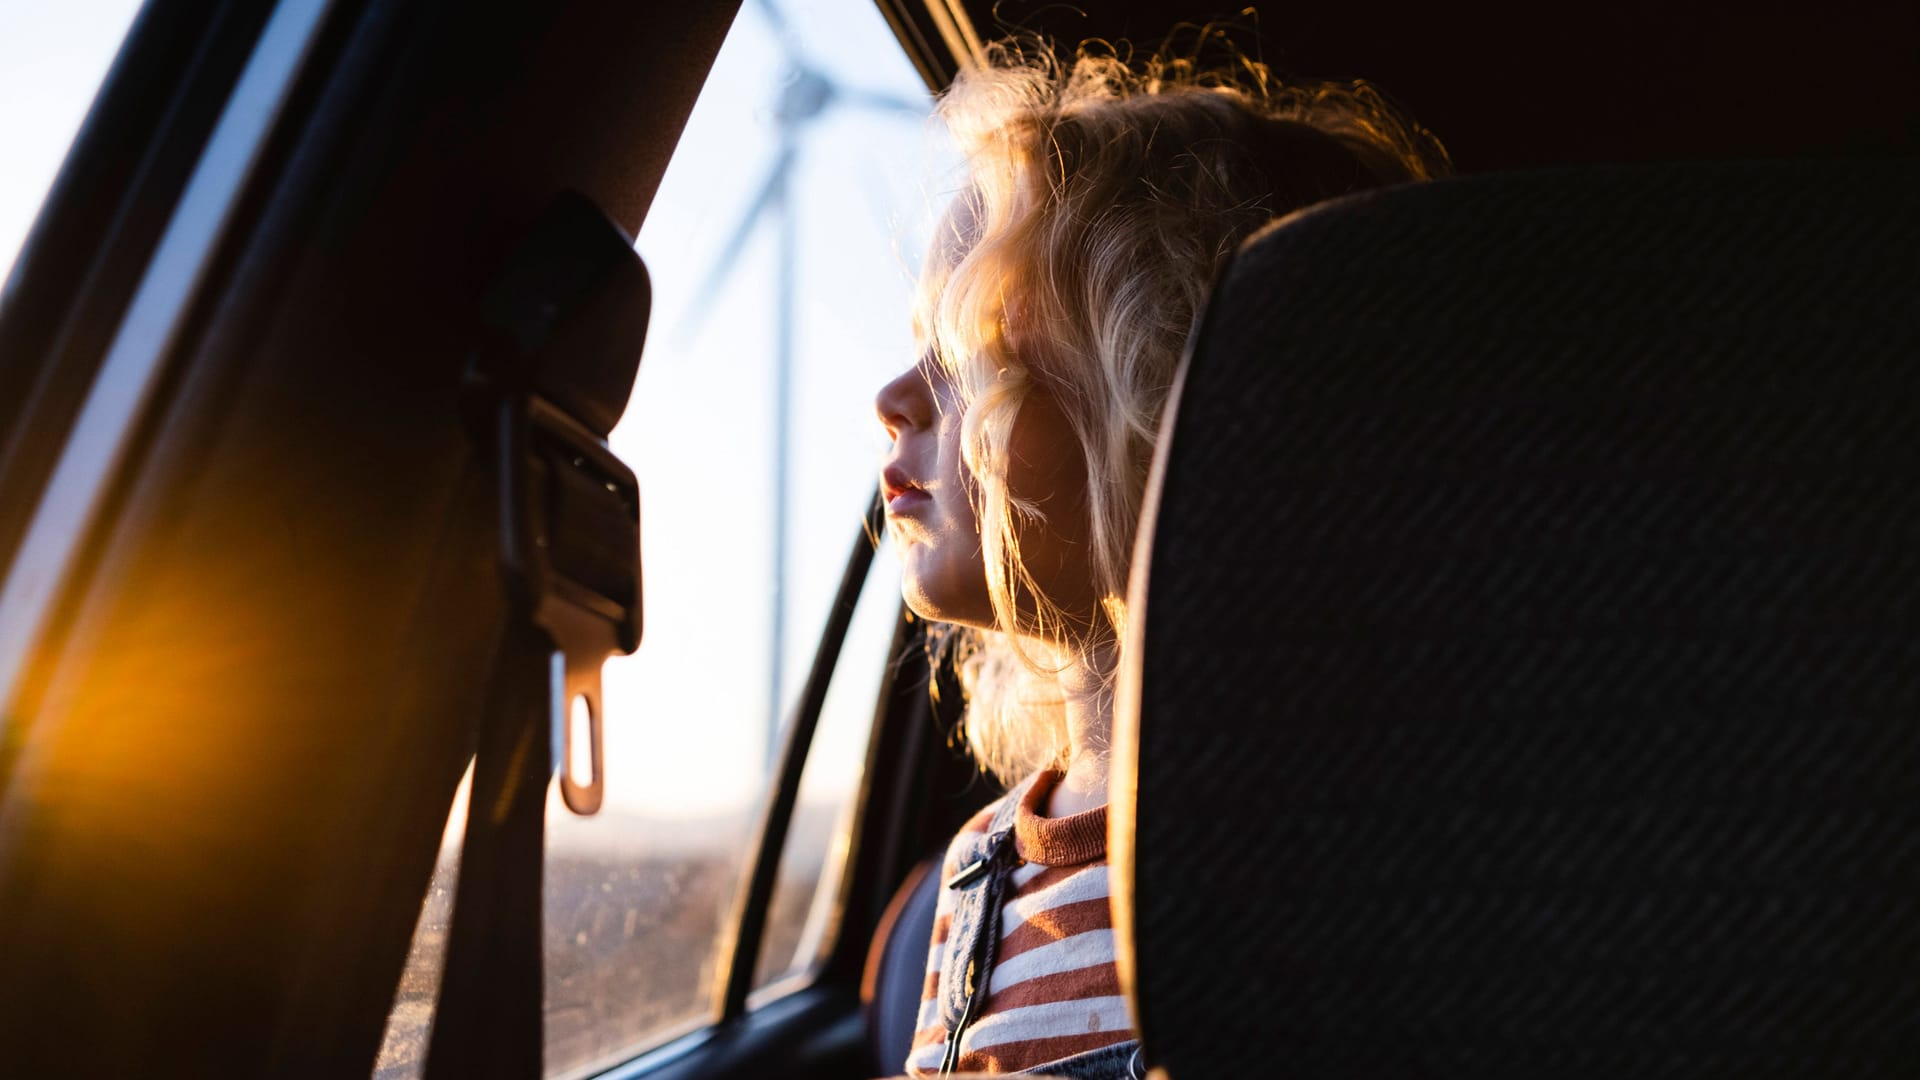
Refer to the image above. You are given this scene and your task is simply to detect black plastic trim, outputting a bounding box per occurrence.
[870,0,961,92]
[599,984,866,1080]
[716,491,888,1020]
[0,0,273,578]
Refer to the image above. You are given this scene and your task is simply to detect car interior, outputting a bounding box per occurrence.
[0,1,1915,1079]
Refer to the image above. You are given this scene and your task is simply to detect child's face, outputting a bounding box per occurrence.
[875,350,992,627]
[873,201,1099,637]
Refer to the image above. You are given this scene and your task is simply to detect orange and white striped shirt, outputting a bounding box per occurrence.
[904,771,1134,1075]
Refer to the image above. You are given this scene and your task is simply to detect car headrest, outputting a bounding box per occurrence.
[1112,158,1920,1079]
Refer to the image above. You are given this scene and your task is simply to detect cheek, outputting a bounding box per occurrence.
[1005,392,1096,597]
[894,409,993,626]
[895,503,990,627]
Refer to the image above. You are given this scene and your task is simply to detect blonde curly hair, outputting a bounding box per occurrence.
[919,33,1449,783]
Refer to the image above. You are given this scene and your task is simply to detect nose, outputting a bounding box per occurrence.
[874,357,935,439]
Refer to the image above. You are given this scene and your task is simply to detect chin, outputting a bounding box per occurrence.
[900,582,964,628]
[894,537,994,627]
[900,574,992,631]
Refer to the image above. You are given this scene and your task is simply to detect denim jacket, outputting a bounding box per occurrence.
[927,772,1144,1079]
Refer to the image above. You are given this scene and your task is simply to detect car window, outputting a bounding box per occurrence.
[752,533,905,995]
[536,2,951,1075]
[0,0,145,280]
[371,762,475,1080]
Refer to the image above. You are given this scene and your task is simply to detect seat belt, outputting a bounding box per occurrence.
[425,191,649,1080]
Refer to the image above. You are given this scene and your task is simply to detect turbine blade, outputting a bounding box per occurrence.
[837,86,929,118]
[752,0,795,45]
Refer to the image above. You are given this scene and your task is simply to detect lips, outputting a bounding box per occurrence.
[882,463,931,512]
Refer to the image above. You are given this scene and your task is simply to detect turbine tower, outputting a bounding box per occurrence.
[675,0,923,765]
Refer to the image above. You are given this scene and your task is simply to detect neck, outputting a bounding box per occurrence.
[1039,639,1115,817]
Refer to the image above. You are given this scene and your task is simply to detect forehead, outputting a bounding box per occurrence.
[913,189,985,341]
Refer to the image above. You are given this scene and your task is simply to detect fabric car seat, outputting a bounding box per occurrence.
[1111,158,1920,1079]
[864,857,941,1074]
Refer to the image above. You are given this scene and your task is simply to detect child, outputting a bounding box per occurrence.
[873,36,1447,1078]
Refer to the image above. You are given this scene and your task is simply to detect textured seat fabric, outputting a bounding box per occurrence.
[1115,159,1920,1079]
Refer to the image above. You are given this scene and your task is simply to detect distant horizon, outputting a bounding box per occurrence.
[541,786,848,856]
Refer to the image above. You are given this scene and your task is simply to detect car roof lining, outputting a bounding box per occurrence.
[882,0,1920,171]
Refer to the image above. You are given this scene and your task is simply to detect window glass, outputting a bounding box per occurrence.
[540,0,954,1075]
[372,760,475,1080]
[753,536,904,994]
[0,0,145,280]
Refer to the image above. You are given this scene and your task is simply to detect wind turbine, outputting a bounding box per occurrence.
[674,0,925,765]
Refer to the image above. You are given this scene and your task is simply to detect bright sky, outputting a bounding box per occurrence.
[0,0,954,843]
[0,0,145,284]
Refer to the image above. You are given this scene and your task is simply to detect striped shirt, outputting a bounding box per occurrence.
[904,771,1132,1075]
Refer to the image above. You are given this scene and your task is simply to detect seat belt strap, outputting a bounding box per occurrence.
[424,620,551,1079]
[425,191,649,1079]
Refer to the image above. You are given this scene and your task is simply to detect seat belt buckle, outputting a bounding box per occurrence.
[464,190,651,818]
[495,392,641,816]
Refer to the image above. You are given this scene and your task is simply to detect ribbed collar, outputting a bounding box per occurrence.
[1013,770,1108,867]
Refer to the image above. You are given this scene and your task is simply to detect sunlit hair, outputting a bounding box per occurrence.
[919,33,1449,783]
